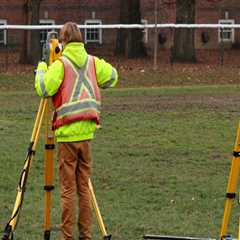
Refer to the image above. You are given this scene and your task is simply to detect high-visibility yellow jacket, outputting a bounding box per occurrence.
[35,42,118,142]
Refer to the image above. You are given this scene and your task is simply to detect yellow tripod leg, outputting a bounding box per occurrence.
[238,217,240,240]
[220,122,240,239]
[43,100,55,240]
[2,99,47,240]
[88,179,111,240]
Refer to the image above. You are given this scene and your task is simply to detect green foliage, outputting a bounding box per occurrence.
[0,75,240,239]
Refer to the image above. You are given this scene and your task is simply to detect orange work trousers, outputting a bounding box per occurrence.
[58,141,92,240]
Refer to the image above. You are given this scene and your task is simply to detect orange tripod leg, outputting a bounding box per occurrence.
[43,33,61,240]
[43,100,55,240]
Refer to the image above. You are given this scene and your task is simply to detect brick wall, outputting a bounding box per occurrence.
[0,0,26,48]
[141,0,176,55]
[1,0,240,59]
[196,0,240,49]
[141,0,240,54]
[40,0,120,54]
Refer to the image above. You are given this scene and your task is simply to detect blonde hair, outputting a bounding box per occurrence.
[60,22,83,44]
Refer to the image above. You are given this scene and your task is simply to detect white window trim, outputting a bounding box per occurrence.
[141,19,148,44]
[218,19,235,43]
[0,19,7,45]
[84,19,102,44]
[39,19,55,25]
[39,19,55,44]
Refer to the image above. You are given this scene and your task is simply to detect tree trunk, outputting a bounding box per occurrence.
[172,0,196,62]
[115,0,146,58]
[26,0,41,65]
[115,0,128,56]
[19,1,28,64]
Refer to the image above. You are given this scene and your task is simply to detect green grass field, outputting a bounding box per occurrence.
[1,72,240,240]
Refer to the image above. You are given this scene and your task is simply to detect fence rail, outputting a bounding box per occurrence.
[1,24,240,30]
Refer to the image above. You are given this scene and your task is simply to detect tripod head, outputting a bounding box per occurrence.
[42,31,62,65]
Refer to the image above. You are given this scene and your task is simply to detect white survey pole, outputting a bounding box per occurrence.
[153,0,158,70]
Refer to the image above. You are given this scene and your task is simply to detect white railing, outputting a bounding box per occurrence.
[1,24,240,30]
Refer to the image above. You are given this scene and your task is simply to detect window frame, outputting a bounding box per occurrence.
[141,19,148,44]
[39,19,55,45]
[218,19,235,43]
[0,19,7,45]
[84,19,102,44]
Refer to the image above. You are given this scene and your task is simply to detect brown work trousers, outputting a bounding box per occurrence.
[58,141,92,240]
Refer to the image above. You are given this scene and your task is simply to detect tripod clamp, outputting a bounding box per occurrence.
[104,235,112,240]
[233,151,240,158]
[2,224,13,240]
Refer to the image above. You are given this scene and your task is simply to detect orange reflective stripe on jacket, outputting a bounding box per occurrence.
[52,55,101,130]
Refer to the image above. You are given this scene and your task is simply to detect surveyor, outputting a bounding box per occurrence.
[35,22,118,240]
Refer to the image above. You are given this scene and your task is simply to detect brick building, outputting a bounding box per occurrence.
[141,0,240,52]
[0,0,240,58]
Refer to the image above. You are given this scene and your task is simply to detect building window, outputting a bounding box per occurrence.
[84,20,102,44]
[218,19,235,43]
[0,20,7,46]
[39,19,55,45]
[141,19,148,44]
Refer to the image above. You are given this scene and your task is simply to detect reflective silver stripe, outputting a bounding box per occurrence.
[37,70,48,97]
[71,69,83,101]
[61,56,80,101]
[82,72,95,98]
[101,68,117,89]
[71,56,95,101]
[56,100,100,119]
[71,69,95,101]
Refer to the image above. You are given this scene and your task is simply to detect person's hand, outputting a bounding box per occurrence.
[37,61,48,71]
[34,61,47,75]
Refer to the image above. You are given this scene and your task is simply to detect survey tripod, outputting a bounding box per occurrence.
[1,32,111,240]
[144,121,240,240]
